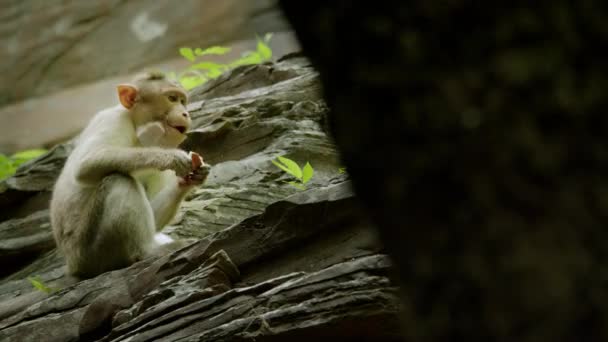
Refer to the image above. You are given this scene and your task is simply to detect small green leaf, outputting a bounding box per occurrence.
[302,162,314,184]
[257,39,272,60]
[338,167,347,174]
[287,181,306,190]
[0,154,16,180]
[229,52,263,68]
[28,276,53,294]
[0,168,16,180]
[189,62,224,71]
[277,156,302,179]
[205,68,223,79]
[11,149,46,160]
[194,46,231,56]
[0,154,10,168]
[11,149,46,167]
[179,75,206,90]
[179,47,196,62]
[271,159,292,174]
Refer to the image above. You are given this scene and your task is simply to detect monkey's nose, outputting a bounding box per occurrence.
[182,112,189,118]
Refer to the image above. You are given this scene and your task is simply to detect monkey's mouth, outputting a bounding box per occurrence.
[168,125,187,134]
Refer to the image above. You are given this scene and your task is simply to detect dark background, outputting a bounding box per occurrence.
[281,1,608,340]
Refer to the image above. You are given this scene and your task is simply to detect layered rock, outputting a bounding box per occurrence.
[0,54,401,341]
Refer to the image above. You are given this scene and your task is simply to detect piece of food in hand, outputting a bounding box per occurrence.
[178,152,208,187]
[189,151,203,169]
[178,164,210,187]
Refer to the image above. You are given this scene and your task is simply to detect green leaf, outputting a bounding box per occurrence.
[277,156,302,179]
[302,162,314,184]
[271,159,292,174]
[179,47,196,62]
[0,154,16,180]
[194,46,231,56]
[0,153,10,166]
[11,149,46,160]
[179,75,206,90]
[28,276,53,294]
[338,167,347,174]
[205,68,223,79]
[287,181,306,190]
[257,39,272,60]
[0,167,16,181]
[11,149,46,167]
[189,62,224,71]
[229,52,263,68]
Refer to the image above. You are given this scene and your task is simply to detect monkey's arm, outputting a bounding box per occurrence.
[76,147,190,183]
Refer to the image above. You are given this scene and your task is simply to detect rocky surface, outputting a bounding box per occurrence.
[0,0,290,106]
[0,54,401,341]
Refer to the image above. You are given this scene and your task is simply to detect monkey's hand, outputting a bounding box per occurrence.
[178,165,210,187]
[166,150,192,177]
[178,152,210,187]
[137,121,165,147]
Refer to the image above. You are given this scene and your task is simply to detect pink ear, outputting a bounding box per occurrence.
[117,84,138,109]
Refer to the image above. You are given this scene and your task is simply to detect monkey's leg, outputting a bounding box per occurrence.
[79,174,157,277]
[146,171,189,231]
[148,164,211,230]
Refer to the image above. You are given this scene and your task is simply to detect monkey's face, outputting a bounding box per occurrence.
[123,80,191,148]
[156,87,191,146]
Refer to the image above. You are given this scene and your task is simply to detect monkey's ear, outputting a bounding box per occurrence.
[117,84,138,109]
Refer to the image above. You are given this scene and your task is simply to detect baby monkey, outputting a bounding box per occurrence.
[50,72,209,278]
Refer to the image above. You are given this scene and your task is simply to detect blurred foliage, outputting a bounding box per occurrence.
[0,149,46,181]
[169,33,274,90]
[28,276,58,294]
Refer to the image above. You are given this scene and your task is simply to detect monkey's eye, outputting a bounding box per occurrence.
[168,95,178,102]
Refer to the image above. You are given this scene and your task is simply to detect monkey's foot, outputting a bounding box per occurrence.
[154,233,174,245]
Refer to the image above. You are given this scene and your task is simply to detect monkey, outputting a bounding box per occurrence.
[50,71,210,278]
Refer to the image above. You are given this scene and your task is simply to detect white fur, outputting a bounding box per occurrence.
[154,233,175,245]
